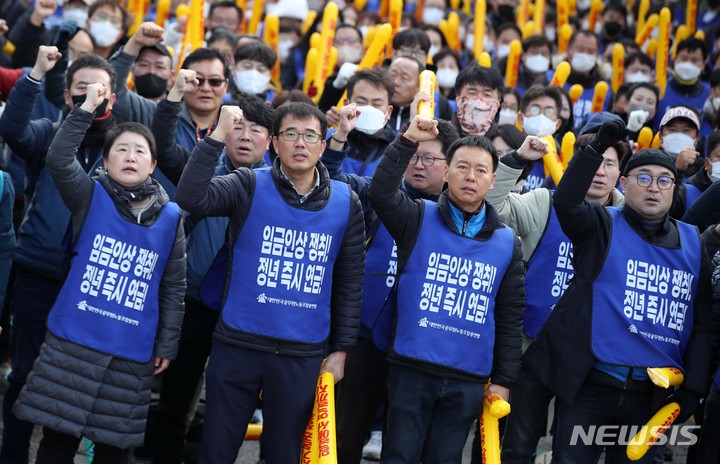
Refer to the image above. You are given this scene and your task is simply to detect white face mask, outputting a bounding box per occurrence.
[428,45,439,58]
[336,45,363,64]
[525,55,550,74]
[436,68,458,88]
[625,71,652,83]
[422,7,445,26]
[498,108,518,126]
[571,52,596,73]
[359,25,370,38]
[235,69,270,95]
[278,39,294,61]
[523,114,557,137]
[63,8,88,25]
[674,62,702,81]
[713,97,720,110]
[545,27,556,43]
[89,20,120,48]
[576,0,591,10]
[662,132,695,157]
[711,161,720,181]
[355,105,387,135]
[496,44,511,59]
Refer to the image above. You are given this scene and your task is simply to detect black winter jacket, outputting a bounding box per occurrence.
[525,143,714,404]
[176,136,366,356]
[369,135,525,386]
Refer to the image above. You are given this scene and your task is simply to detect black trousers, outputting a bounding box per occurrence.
[36,428,130,464]
[144,298,219,464]
[335,336,389,464]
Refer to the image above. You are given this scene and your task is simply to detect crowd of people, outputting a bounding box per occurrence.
[0,0,717,463]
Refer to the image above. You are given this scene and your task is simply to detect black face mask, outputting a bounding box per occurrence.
[498,4,514,20]
[604,21,623,37]
[134,73,168,99]
[71,94,110,118]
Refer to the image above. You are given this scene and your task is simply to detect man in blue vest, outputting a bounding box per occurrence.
[175,102,365,464]
[524,118,714,463]
[490,125,629,463]
[0,46,123,464]
[141,69,274,464]
[323,106,459,462]
[369,115,526,463]
[656,38,710,132]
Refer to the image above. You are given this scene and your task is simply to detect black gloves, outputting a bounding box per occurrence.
[53,20,80,52]
[663,387,702,424]
[589,119,627,155]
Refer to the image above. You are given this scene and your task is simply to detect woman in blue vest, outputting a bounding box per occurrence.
[13,82,186,463]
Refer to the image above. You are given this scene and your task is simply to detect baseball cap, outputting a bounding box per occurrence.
[659,106,701,131]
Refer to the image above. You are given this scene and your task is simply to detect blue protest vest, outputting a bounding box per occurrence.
[221,169,351,343]
[360,220,397,352]
[47,184,180,363]
[684,183,703,213]
[525,162,547,191]
[341,155,383,177]
[523,201,574,338]
[714,367,720,390]
[394,201,514,376]
[592,208,700,370]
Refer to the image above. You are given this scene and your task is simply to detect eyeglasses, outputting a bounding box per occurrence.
[526,104,557,118]
[92,11,123,28]
[396,47,427,60]
[627,173,675,190]
[409,154,446,166]
[279,130,321,144]
[196,77,226,88]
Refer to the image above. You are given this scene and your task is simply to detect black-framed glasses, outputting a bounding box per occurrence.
[279,130,321,144]
[196,77,226,88]
[627,173,675,190]
[409,154,446,166]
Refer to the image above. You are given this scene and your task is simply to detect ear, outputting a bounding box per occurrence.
[443,163,449,182]
[149,159,157,175]
[106,92,117,111]
[319,139,327,158]
[517,113,524,125]
[620,176,628,190]
[64,89,73,108]
[554,118,562,131]
[488,172,496,190]
[272,136,279,154]
[385,105,393,125]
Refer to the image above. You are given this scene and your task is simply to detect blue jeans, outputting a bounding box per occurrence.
[0,268,62,464]
[383,364,485,463]
[553,380,655,464]
[501,365,555,463]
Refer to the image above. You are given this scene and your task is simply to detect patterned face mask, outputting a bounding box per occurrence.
[456,96,500,136]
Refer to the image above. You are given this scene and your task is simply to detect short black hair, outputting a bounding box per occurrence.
[710,68,720,88]
[676,37,709,61]
[494,22,522,40]
[68,54,118,90]
[420,25,448,48]
[272,102,328,139]
[182,48,231,78]
[271,89,314,108]
[435,119,460,156]
[208,1,243,22]
[568,29,599,51]
[207,27,238,49]
[234,42,277,70]
[614,82,633,102]
[520,85,563,115]
[104,122,157,162]
[706,131,720,155]
[432,47,462,70]
[446,136,499,171]
[603,4,627,18]
[347,68,394,102]
[486,125,531,179]
[624,51,653,69]
[521,35,551,53]
[454,65,503,97]
[232,94,275,132]
[392,28,431,53]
